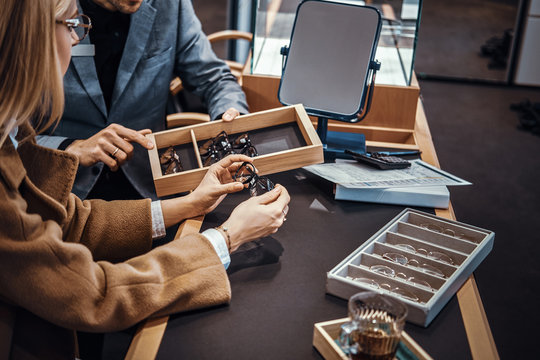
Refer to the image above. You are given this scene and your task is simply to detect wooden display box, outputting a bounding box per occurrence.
[242,74,420,150]
[147,104,323,197]
[326,209,495,327]
[313,318,433,360]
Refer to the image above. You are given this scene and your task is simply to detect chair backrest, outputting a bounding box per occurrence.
[169,30,253,95]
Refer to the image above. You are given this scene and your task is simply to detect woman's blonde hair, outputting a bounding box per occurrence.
[0,0,73,147]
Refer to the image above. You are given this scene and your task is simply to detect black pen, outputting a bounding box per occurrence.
[371,150,422,156]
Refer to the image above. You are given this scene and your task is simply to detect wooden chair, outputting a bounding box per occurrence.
[167,30,253,128]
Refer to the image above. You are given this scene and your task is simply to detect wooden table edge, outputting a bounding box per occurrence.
[125,216,204,360]
[125,99,499,360]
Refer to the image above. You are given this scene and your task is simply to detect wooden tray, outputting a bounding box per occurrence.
[243,74,420,150]
[147,104,323,197]
[313,317,433,360]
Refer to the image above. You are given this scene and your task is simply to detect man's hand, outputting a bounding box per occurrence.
[221,107,241,122]
[65,123,154,171]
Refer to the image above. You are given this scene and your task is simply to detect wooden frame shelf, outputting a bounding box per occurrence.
[242,73,421,150]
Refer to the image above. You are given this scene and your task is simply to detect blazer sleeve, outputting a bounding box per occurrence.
[61,194,153,263]
[174,0,249,120]
[0,181,231,333]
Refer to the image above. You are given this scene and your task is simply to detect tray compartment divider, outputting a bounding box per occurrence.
[396,222,477,254]
[384,231,468,265]
[371,242,457,278]
[344,265,434,304]
[357,253,446,290]
[190,129,203,169]
[406,212,489,244]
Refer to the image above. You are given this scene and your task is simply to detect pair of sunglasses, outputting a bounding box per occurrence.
[160,146,183,175]
[233,162,274,197]
[199,131,258,166]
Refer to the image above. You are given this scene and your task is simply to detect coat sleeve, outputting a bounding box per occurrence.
[174,0,249,120]
[0,181,231,333]
[61,194,153,263]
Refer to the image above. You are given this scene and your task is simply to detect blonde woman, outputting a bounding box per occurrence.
[0,0,290,358]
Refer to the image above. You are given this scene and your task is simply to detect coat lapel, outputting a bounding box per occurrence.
[17,124,79,209]
[111,1,157,109]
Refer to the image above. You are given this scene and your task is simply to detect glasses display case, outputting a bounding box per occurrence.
[251,0,422,87]
[147,105,323,196]
[326,208,494,327]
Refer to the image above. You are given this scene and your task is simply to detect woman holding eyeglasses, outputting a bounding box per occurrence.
[0,0,290,358]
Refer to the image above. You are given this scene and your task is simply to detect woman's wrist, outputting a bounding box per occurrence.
[220,220,244,252]
[215,225,231,252]
[161,195,198,228]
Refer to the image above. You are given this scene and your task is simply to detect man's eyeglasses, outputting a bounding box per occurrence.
[56,14,92,43]
[199,131,258,166]
[393,243,454,265]
[231,133,258,157]
[345,276,423,303]
[420,223,477,243]
[160,146,183,175]
[382,252,446,278]
[199,131,234,166]
[233,162,274,197]
[370,264,433,291]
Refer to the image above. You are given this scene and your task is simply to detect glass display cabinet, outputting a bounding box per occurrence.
[251,0,422,87]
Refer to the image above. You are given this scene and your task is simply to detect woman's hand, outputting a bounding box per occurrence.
[187,154,253,216]
[160,154,252,227]
[220,184,290,252]
[65,124,154,171]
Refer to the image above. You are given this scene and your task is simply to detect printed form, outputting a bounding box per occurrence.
[304,160,471,189]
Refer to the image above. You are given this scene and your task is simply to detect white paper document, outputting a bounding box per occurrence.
[304,159,471,189]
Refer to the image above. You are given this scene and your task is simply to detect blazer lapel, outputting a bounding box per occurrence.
[71,51,108,119]
[111,1,157,109]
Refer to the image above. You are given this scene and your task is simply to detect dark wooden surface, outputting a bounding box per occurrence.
[153,170,471,360]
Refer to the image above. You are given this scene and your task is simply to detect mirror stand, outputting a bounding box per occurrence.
[277,1,382,160]
[315,59,381,159]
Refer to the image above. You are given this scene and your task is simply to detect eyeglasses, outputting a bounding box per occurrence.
[160,146,183,175]
[231,133,258,157]
[199,131,258,166]
[346,276,423,303]
[420,223,477,243]
[233,162,274,197]
[199,131,233,166]
[394,243,454,265]
[370,265,433,291]
[56,14,92,43]
[382,252,446,278]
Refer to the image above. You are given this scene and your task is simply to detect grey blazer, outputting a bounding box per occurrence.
[39,0,249,200]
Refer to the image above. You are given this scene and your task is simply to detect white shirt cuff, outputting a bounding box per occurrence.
[151,201,230,269]
[151,200,166,240]
[202,228,231,269]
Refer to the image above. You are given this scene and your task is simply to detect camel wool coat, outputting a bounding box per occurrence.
[0,124,231,359]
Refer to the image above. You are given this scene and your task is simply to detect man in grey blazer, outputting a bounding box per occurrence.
[38,0,249,201]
